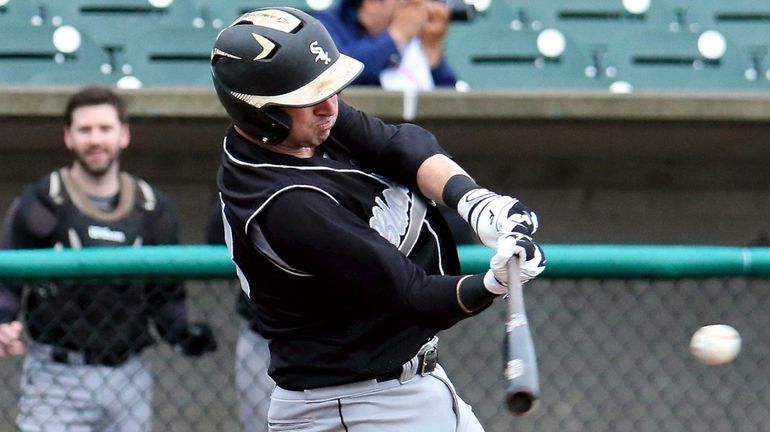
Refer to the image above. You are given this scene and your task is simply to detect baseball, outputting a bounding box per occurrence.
[689,324,741,366]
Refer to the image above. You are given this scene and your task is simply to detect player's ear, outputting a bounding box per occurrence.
[63,126,74,151]
[119,123,131,149]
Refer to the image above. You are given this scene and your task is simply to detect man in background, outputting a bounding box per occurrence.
[0,85,216,431]
[315,0,458,90]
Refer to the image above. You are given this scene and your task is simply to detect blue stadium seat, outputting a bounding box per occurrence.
[0,25,113,85]
[603,28,761,90]
[445,24,606,89]
[116,26,220,87]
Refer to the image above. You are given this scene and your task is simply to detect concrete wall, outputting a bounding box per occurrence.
[2,87,770,246]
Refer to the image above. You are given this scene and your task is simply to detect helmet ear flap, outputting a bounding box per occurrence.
[213,78,290,145]
[258,106,291,145]
[264,106,291,134]
[248,106,291,144]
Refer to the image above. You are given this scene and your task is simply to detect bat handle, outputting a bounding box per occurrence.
[507,257,523,317]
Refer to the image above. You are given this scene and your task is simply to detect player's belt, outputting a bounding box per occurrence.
[376,336,439,383]
[29,342,135,367]
[50,347,132,367]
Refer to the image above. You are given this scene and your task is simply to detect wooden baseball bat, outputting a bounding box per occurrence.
[503,256,540,416]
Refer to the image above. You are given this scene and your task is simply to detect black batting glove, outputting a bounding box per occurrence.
[177,322,217,357]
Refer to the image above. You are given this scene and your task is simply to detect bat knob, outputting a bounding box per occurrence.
[506,392,537,416]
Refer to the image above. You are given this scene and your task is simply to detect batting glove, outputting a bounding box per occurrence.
[483,233,546,295]
[177,322,218,357]
[456,188,539,249]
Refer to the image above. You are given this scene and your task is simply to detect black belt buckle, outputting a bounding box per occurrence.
[419,347,438,375]
[51,347,70,364]
[85,350,130,367]
[50,347,129,367]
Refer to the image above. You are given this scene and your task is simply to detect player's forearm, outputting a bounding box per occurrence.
[346,268,488,324]
[416,154,470,205]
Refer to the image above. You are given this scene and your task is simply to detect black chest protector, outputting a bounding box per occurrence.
[41,168,157,249]
[22,168,159,354]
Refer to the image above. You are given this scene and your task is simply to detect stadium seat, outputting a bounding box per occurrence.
[517,0,674,49]
[687,0,770,49]
[48,0,199,50]
[192,0,317,29]
[0,0,48,27]
[0,25,113,85]
[116,26,220,87]
[475,0,532,27]
[445,24,606,90]
[602,28,760,90]
[684,1,770,85]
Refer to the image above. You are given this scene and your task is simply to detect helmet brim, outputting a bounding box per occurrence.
[229,53,364,109]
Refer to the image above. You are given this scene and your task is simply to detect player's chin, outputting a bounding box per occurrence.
[81,159,114,177]
[316,130,332,144]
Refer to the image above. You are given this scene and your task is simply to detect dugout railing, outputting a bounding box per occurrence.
[0,245,768,432]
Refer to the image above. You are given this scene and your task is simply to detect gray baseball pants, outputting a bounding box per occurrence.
[267,338,484,431]
[236,320,275,432]
[16,341,152,432]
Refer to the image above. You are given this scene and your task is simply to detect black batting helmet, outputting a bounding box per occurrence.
[211,7,363,144]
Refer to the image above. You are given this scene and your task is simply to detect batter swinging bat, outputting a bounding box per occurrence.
[504,256,540,416]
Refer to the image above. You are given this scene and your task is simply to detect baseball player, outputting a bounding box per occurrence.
[211,7,545,431]
[0,86,217,432]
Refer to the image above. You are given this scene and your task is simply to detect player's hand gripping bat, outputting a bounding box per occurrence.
[504,256,540,416]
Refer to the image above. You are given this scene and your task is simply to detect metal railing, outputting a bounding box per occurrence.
[0,245,765,431]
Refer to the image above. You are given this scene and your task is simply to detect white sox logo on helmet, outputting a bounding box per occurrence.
[310,41,331,64]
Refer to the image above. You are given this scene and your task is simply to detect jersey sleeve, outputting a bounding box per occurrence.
[0,185,58,323]
[254,189,495,328]
[431,57,458,87]
[330,100,450,191]
[0,198,24,323]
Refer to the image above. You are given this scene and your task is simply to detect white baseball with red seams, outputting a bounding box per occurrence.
[690,324,742,366]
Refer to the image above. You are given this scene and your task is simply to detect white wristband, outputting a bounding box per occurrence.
[483,269,507,296]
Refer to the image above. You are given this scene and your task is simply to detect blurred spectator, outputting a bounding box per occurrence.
[314,0,458,90]
[0,85,216,432]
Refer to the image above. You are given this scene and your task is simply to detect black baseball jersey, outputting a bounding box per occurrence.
[218,100,494,390]
[205,198,261,331]
[0,168,188,356]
